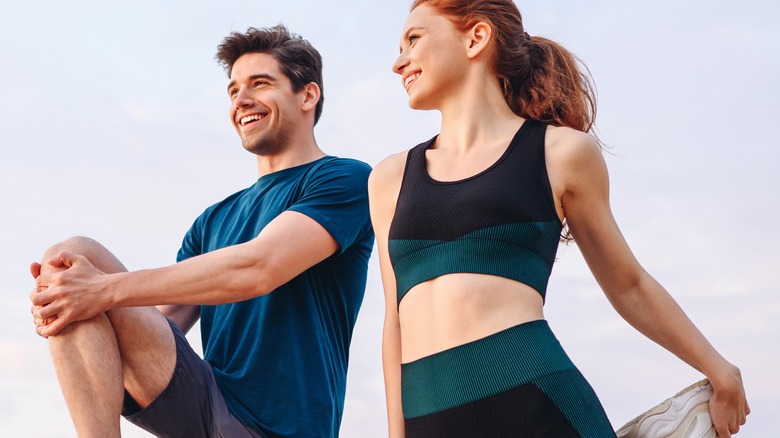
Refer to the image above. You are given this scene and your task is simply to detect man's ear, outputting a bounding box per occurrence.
[300,82,321,112]
[465,21,492,59]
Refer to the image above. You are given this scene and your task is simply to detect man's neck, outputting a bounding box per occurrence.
[255,139,326,177]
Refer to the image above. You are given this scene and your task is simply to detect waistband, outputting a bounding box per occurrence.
[401,319,575,419]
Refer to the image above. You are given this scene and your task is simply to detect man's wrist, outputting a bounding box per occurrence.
[102,271,128,309]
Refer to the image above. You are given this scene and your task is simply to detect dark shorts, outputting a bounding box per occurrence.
[401,320,615,438]
[122,319,264,438]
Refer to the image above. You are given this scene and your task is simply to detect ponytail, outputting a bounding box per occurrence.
[507,36,597,135]
[412,0,599,138]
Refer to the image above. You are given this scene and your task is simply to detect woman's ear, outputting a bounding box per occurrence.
[465,21,492,59]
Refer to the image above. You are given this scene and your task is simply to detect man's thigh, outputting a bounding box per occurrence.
[108,306,177,407]
[123,319,263,438]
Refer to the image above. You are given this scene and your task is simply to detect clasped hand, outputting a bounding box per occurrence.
[29,252,111,338]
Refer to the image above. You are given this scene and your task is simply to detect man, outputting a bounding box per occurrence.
[29,25,373,438]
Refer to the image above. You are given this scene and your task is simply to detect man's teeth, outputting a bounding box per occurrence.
[240,114,264,125]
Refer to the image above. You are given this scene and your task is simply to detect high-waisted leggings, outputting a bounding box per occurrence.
[401,319,616,438]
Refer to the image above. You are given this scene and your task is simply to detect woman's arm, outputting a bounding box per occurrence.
[547,126,749,437]
[368,152,408,438]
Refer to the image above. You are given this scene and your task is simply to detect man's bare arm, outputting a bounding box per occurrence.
[32,210,338,336]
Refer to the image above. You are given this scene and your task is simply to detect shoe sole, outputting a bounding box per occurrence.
[616,379,714,438]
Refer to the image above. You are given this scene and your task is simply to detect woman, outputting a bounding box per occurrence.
[368,1,750,437]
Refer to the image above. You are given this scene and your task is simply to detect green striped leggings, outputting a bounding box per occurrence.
[401,320,616,437]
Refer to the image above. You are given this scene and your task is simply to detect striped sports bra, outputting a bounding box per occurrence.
[387,119,562,306]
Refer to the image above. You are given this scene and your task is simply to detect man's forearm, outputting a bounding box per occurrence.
[108,241,276,308]
[33,211,338,335]
[157,304,200,334]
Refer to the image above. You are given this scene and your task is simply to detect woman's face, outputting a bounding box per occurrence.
[392,4,470,110]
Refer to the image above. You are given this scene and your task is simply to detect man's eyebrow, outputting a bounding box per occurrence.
[227,73,278,93]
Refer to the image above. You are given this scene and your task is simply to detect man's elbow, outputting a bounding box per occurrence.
[241,256,282,298]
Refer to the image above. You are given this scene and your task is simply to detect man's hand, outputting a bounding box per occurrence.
[29,251,113,337]
[29,262,57,338]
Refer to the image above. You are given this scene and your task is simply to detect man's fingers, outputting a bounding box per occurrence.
[35,323,48,339]
[30,304,46,318]
[34,274,48,291]
[35,302,59,320]
[39,314,57,326]
[31,305,57,339]
[30,290,50,307]
[46,251,82,270]
[29,262,41,279]
[41,317,68,337]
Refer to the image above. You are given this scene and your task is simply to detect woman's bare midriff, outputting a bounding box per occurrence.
[398,273,545,363]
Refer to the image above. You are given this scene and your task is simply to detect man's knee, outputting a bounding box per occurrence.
[42,236,102,260]
[41,236,127,274]
[39,236,97,275]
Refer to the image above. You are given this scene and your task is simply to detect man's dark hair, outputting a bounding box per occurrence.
[216,25,324,125]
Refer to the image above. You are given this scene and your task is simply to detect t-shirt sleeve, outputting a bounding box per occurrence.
[176,214,204,263]
[288,158,373,254]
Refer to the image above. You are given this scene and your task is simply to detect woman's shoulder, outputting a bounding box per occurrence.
[368,150,412,222]
[544,124,603,168]
[545,124,600,151]
[371,133,436,178]
[369,150,411,190]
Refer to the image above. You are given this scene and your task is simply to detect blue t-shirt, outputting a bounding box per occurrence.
[176,156,374,438]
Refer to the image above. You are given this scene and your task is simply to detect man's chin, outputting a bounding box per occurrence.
[242,140,277,156]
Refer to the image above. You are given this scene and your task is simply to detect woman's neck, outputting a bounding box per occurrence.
[437,74,523,152]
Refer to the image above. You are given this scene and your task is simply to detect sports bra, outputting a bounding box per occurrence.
[387,119,563,306]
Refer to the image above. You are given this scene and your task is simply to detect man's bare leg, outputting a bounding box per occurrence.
[48,316,124,438]
[40,236,177,436]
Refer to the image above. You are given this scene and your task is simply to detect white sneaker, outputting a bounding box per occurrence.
[616,379,715,438]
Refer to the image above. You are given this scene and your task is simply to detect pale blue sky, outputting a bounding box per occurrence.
[1,1,778,436]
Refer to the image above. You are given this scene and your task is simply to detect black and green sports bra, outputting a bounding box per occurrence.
[387,119,563,306]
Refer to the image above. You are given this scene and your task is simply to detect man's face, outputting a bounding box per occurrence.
[227,52,303,156]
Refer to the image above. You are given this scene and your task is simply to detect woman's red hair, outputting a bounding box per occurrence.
[411,0,598,135]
